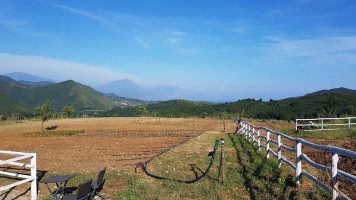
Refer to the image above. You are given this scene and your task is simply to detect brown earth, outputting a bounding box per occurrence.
[0,117,223,199]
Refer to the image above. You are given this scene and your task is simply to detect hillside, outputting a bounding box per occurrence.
[305,87,356,96]
[0,91,32,115]
[102,99,215,117]
[104,93,151,107]
[0,77,117,114]
[103,88,356,120]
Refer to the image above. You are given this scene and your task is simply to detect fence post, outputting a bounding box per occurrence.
[257,129,261,151]
[31,153,37,200]
[331,152,339,200]
[242,123,245,136]
[349,117,351,129]
[321,118,324,130]
[295,119,298,131]
[251,127,255,142]
[296,140,302,186]
[248,125,251,140]
[266,131,270,159]
[278,134,282,168]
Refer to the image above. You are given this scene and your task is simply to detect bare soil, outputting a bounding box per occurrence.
[0,117,222,199]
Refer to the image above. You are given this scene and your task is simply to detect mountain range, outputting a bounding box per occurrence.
[4,72,56,86]
[0,74,148,116]
[96,79,202,101]
[1,72,355,119]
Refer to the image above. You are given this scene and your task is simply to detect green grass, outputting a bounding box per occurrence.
[25,130,85,136]
[274,126,356,142]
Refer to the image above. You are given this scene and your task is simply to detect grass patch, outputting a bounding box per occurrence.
[274,127,356,142]
[25,130,85,136]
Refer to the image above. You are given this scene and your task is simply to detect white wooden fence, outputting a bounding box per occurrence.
[0,150,37,200]
[240,121,356,200]
[296,117,356,131]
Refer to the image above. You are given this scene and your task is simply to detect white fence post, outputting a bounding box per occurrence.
[257,129,261,151]
[296,140,302,185]
[331,152,339,200]
[31,153,37,200]
[322,119,324,130]
[349,118,351,129]
[248,125,251,140]
[278,134,282,168]
[266,131,270,159]
[252,127,255,142]
[295,119,298,131]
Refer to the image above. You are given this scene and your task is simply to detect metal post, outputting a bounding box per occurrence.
[331,152,339,200]
[278,134,282,168]
[296,140,302,186]
[31,153,37,200]
[266,131,270,159]
[257,129,261,151]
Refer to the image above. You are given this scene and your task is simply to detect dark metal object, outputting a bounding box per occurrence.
[39,175,75,200]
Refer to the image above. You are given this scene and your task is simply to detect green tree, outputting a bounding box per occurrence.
[36,100,52,132]
[136,105,149,117]
[62,105,75,118]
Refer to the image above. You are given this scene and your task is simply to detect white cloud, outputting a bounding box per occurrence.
[166,38,181,44]
[135,37,150,48]
[230,27,247,34]
[0,19,25,27]
[0,53,135,86]
[261,36,356,66]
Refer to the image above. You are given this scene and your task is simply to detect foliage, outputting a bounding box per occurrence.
[35,100,52,131]
[62,105,75,118]
[25,130,85,136]
[36,100,51,121]
[0,79,116,115]
[102,93,356,121]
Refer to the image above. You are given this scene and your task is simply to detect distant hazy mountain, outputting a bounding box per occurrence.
[3,72,55,84]
[305,87,356,96]
[97,79,154,100]
[97,79,202,101]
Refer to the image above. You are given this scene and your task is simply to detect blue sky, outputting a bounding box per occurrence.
[0,0,356,101]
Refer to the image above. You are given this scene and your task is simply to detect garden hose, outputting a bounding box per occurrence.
[144,138,224,184]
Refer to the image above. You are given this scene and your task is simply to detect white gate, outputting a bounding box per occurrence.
[0,150,37,200]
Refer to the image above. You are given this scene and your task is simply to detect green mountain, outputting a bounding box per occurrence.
[305,87,356,96]
[0,76,117,115]
[102,99,215,117]
[0,91,32,115]
[104,93,151,107]
[102,88,356,120]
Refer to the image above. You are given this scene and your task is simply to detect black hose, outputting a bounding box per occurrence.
[144,136,223,184]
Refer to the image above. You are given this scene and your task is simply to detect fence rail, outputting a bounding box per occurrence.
[296,117,356,131]
[240,121,356,200]
[0,150,37,200]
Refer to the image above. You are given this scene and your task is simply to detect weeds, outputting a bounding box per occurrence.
[25,130,85,136]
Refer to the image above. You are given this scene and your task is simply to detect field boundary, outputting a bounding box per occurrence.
[240,121,356,200]
[296,117,356,131]
[0,150,37,200]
